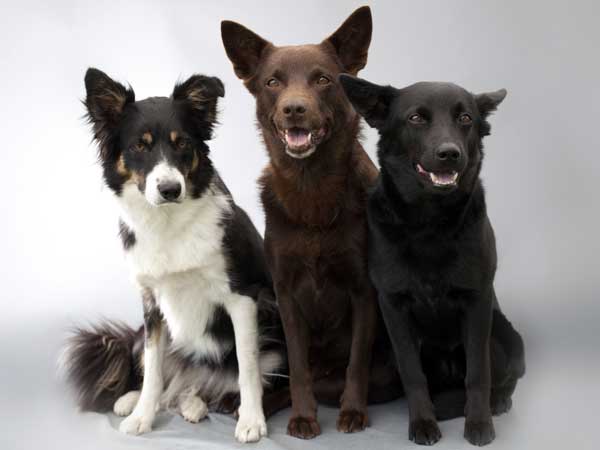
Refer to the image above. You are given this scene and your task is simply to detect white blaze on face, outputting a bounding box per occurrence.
[145,161,186,206]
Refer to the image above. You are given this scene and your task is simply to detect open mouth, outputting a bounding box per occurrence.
[278,126,327,159]
[416,164,459,188]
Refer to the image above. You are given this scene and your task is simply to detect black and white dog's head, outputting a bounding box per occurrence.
[339,75,505,197]
[84,68,224,205]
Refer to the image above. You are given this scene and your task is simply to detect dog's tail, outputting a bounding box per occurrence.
[60,321,143,412]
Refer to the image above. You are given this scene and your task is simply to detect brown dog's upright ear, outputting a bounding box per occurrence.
[173,75,225,140]
[84,68,135,155]
[324,6,372,75]
[221,21,270,81]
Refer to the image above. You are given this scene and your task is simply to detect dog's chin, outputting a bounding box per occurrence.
[415,163,460,193]
[276,125,328,160]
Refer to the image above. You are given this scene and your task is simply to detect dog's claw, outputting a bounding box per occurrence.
[287,416,321,439]
[409,418,442,446]
[464,420,495,446]
[337,409,368,433]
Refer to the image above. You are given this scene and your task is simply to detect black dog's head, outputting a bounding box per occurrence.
[221,6,371,162]
[339,75,505,196]
[84,68,224,205]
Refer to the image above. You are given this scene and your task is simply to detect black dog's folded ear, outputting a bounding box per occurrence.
[324,6,372,75]
[173,75,225,140]
[339,74,395,129]
[475,89,507,118]
[84,68,134,145]
[221,21,270,81]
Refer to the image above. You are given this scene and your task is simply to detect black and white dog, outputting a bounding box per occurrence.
[62,68,286,443]
[340,76,525,446]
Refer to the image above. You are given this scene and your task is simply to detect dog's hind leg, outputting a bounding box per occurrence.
[180,392,209,423]
[114,390,141,417]
[489,308,525,415]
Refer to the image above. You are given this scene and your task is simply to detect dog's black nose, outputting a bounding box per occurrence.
[157,181,182,201]
[282,101,307,116]
[435,143,462,162]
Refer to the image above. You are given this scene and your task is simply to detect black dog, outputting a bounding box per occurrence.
[339,75,525,446]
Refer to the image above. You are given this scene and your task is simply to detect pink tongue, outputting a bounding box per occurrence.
[286,128,310,147]
[434,173,454,182]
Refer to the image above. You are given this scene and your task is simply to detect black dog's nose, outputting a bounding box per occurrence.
[435,143,462,162]
[157,181,182,201]
[282,101,307,116]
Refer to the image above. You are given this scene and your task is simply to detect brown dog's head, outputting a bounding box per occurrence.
[221,6,372,161]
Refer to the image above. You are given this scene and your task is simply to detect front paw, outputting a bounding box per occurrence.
[119,412,154,435]
[409,418,442,445]
[287,416,321,439]
[235,412,267,443]
[464,419,495,446]
[337,409,368,433]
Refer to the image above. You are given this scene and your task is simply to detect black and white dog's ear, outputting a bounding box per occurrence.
[475,89,507,118]
[84,68,135,141]
[339,74,395,129]
[173,75,225,140]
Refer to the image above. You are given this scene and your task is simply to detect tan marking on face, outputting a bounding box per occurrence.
[116,154,130,176]
[191,151,199,173]
[142,132,153,145]
[170,131,178,143]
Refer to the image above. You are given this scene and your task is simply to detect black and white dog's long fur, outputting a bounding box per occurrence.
[62,68,285,443]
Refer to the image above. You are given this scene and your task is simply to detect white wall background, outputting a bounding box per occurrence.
[1,1,598,449]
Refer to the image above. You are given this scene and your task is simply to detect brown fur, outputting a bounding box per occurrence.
[222,6,400,439]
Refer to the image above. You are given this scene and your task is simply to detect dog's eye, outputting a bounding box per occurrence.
[266,78,280,88]
[176,139,187,150]
[408,113,426,124]
[317,76,331,85]
[459,113,473,124]
[132,142,146,152]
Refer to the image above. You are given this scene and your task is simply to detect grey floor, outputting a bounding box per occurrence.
[2,309,598,450]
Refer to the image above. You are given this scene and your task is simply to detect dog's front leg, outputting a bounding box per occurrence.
[462,288,495,446]
[225,295,267,443]
[276,283,320,439]
[337,284,376,433]
[119,289,164,435]
[378,292,441,445]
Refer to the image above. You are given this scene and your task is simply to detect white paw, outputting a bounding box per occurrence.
[119,411,154,435]
[114,391,140,417]
[180,395,208,423]
[235,412,267,443]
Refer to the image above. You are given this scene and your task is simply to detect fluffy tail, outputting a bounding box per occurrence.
[61,321,142,412]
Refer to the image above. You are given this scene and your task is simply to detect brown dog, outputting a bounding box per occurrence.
[221,6,400,439]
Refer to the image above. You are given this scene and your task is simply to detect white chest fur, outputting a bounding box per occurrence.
[116,183,235,360]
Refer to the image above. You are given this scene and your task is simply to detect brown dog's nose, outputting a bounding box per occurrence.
[282,101,307,117]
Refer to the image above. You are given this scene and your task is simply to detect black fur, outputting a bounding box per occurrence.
[340,75,525,446]
[118,220,136,250]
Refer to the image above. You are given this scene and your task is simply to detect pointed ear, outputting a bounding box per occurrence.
[339,74,395,129]
[475,89,507,118]
[324,6,372,75]
[84,68,134,144]
[173,75,225,140]
[221,20,270,81]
